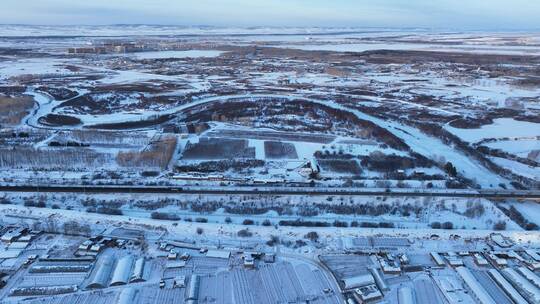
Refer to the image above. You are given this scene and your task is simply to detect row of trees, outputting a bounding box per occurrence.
[0,147,112,169]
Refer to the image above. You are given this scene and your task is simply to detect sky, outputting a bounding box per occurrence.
[1,0,539,30]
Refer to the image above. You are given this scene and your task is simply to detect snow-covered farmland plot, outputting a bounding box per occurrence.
[446,118,540,144]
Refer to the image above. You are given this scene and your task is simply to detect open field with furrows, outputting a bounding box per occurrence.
[0,147,113,169]
[181,137,255,160]
[264,141,298,159]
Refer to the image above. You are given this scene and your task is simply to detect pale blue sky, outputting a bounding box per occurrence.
[2,0,539,29]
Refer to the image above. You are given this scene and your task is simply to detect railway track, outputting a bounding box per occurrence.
[1,184,539,199]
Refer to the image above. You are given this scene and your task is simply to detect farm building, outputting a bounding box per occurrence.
[455,266,496,304]
[129,257,145,283]
[487,269,528,304]
[206,250,231,259]
[430,252,445,267]
[110,255,134,286]
[86,255,114,289]
[353,284,383,302]
[398,287,415,304]
[516,267,540,289]
[369,268,388,291]
[341,273,375,290]
[501,268,540,304]
[186,274,200,303]
[116,288,137,304]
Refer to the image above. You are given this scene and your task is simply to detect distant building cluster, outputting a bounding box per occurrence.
[68,42,150,54]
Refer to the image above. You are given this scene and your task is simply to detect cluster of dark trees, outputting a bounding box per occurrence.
[498,205,538,230]
[313,202,421,217]
[151,212,180,221]
[237,229,253,237]
[86,207,123,215]
[48,140,89,147]
[278,219,395,228]
[176,159,265,173]
[430,221,454,229]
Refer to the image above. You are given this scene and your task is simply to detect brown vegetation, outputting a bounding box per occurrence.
[0,95,34,126]
[117,136,177,169]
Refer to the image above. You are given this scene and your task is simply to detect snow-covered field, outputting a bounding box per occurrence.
[490,157,540,180]
[1,27,539,195]
[446,118,540,143]
[486,139,540,159]
[131,50,224,59]
[276,42,540,55]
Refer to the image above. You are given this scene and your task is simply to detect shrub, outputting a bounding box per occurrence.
[361,222,378,228]
[442,221,454,229]
[493,221,506,231]
[88,207,123,215]
[97,207,122,215]
[279,219,330,227]
[237,229,253,238]
[151,212,180,221]
[379,222,395,228]
[266,235,280,246]
[464,202,485,218]
[261,219,272,226]
[525,223,539,231]
[333,220,348,228]
[24,201,46,208]
[141,171,160,177]
[444,162,457,177]
[0,198,12,205]
[242,219,255,225]
[305,231,319,241]
[430,222,441,229]
[196,227,204,235]
[295,240,307,248]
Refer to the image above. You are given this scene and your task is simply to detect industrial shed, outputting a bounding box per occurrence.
[398,287,415,304]
[341,274,375,290]
[206,250,231,259]
[517,267,540,289]
[110,255,134,286]
[502,268,540,303]
[86,255,114,289]
[116,287,137,304]
[455,266,496,304]
[129,257,145,283]
[487,269,528,304]
[186,274,200,303]
[369,268,388,291]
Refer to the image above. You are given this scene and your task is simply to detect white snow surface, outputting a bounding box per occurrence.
[446,118,540,143]
[131,50,224,59]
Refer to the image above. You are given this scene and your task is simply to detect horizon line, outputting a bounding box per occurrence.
[0,24,539,33]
